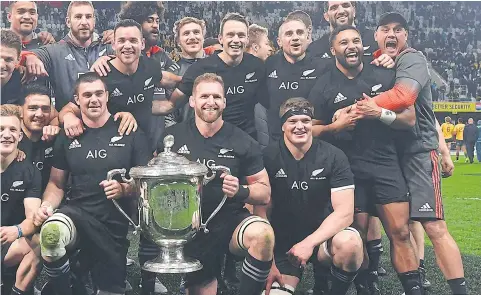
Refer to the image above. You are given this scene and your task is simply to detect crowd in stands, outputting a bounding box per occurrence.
[2,1,481,101]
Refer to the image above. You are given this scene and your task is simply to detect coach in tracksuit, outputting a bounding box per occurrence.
[22,1,113,111]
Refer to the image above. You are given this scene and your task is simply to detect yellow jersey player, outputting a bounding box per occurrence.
[441,116,455,143]
[453,118,466,162]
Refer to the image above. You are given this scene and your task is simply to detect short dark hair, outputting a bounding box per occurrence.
[220,13,249,35]
[119,1,164,23]
[20,83,51,105]
[114,19,142,36]
[74,72,107,96]
[324,1,356,12]
[329,25,360,47]
[458,118,464,123]
[8,1,37,13]
[286,10,312,28]
[0,29,22,57]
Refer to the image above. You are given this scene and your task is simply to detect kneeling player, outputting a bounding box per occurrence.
[33,73,151,295]
[261,98,363,295]
[157,73,274,295]
[1,105,42,295]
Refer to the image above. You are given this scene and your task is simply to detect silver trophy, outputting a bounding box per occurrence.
[107,135,230,273]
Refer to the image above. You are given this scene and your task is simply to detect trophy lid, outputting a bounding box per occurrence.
[129,135,208,178]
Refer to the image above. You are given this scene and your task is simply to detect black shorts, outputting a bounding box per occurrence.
[353,166,409,215]
[456,140,464,147]
[56,205,130,293]
[400,150,444,220]
[184,208,251,287]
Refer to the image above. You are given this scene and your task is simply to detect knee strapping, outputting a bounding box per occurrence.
[261,283,295,295]
[40,213,76,260]
[237,216,270,251]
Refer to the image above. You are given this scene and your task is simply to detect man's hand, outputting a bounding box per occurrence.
[42,125,61,141]
[38,31,56,45]
[99,180,124,199]
[355,94,382,120]
[371,53,395,69]
[440,152,455,178]
[101,29,114,44]
[287,240,315,268]
[90,55,115,76]
[16,149,26,162]
[265,263,285,295]
[17,65,29,84]
[114,112,138,136]
[26,54,48,77]
[34,203,54,227]
[332,106,357,131]
[220,173,240,198]
[0,226,20,245]
[63,112,85,138]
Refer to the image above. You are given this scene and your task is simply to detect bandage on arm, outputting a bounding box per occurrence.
[374,78,421,112]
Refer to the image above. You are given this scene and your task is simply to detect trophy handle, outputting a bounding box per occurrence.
[107,169,142,235]
[200,165,231,233]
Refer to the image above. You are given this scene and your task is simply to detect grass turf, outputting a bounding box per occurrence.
[35,157,481,294]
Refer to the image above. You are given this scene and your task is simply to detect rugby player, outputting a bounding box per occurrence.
[453,118,466,162]
[261,97,363,295]
[1,29,25,105]
[286,10,313,43]
[354,12,467,295]
[1,104,42,295]
[246,24,274,61]
[440,116,455,145]
[152,13,269,140]
[157,73,274,295]
[308,25,422,295]
[33,72,151,295]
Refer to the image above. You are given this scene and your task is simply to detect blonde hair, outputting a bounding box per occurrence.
[247,24,268,49]
[174,17,206,42]
[67,1,94,18]
[1,104,22,120]
[193,73,224,94]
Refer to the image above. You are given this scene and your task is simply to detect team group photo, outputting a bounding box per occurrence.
[1,1,480,295]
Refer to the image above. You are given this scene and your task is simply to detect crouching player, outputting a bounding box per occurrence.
[260,98,363,295]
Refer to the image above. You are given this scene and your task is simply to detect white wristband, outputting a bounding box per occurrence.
[379,108,397,125]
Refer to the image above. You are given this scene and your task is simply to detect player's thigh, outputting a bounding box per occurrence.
[3,238,34,268]
[229,214,272,256]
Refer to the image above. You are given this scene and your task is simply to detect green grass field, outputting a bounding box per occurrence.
[35,157,481,294]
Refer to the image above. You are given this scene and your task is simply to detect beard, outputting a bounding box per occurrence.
[143,31,159,47]
[195,108,222,123]
[331,15,354,28]
[72,28,93,42]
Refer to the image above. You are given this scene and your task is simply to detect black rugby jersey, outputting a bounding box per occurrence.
[52,116,151,222]
[308,28,378,60]
[263,139,353,242]
[177,53,267,137]
[308,62,397,176]
[148,48,174,102]
[1,158,42,226]
[264,52,328,141]
[158,119,264,217]
[2,69,23,105]
[19,135,54,191]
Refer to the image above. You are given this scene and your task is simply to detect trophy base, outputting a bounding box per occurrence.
[141,245,203,274]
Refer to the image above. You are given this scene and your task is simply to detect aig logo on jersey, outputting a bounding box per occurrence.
[301,69,316,80]
[127,94,145,104]
[109,136,125,147]
[310,168,326,180]
[10,180,25,192]
[144,77,154,90]
[245,72,257,83]
[218,148,234,158]
[226,86,244,95]
[86,149,107,159]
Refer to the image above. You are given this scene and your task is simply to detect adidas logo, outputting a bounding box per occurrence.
[245,72,255,79]
[334,93,347,103]
[98,48,107,57]
[69,139,81,149]
[418,202,434,212]
[268,70,278,79]
[275,168,287,178]
[371,84,382,92]
[64,54,75,61]
[12,181,23,188]
[302,69,315,76]
[111,88,123,97]
[321,53,331,59]
[177,145,190,154]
